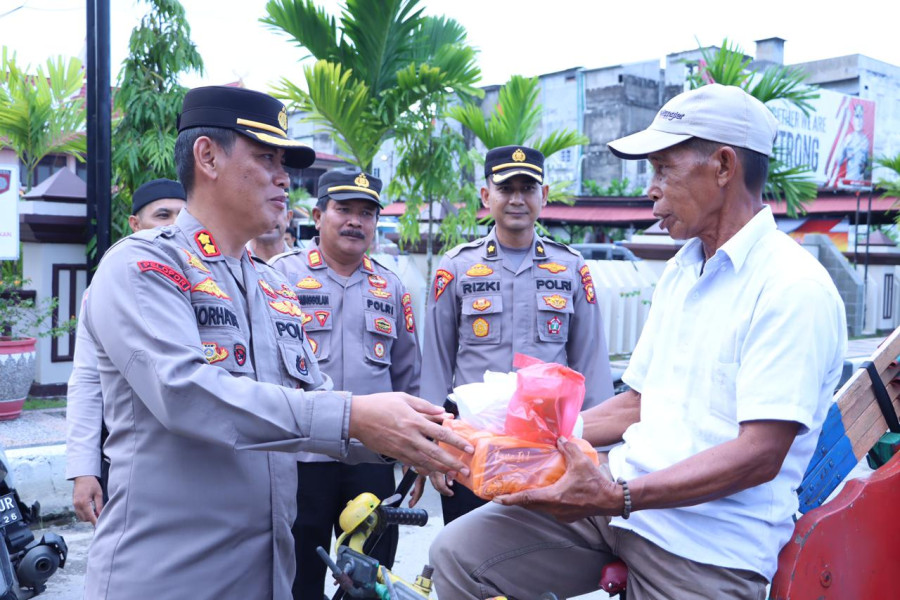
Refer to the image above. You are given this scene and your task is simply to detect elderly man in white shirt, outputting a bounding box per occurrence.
[429,84,847,600]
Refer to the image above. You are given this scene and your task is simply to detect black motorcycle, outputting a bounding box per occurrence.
[0,452,67,599]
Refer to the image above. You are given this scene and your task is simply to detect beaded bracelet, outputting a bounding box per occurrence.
[616,478,632,519]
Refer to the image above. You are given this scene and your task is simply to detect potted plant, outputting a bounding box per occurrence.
[0,273,76,420]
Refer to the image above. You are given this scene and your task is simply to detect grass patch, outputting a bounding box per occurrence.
[23,397,66,410]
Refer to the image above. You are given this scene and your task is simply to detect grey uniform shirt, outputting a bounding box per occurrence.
[83,210,374,600]
[270,239,421,462]
[65,289,103,480]
[421,227,614,409]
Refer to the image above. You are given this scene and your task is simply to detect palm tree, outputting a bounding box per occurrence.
[875,154,900,201]
[0,47,86,191]
[261,0,482,171]
[687,39,819,217]
[448,74,588,159]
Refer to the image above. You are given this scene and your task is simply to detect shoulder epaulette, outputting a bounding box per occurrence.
[445,237,486,259]
[268,248,303,265]
[367,253,400,277]
[540,235,581,256]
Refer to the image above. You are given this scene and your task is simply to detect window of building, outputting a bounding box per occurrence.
[373,167,381,177]
[561,149,572,163]
[19,155,69,189]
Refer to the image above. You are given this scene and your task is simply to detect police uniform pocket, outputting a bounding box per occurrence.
[460,294,502,345]
[277,340,317,386]
[363,311,396,366]
[198,332,254,375]
[535,292,573,343]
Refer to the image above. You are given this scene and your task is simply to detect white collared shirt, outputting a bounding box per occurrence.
[609,206,847,579]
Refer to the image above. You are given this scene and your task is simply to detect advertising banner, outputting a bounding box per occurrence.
[0,164,20,260]
[770,90,876,190]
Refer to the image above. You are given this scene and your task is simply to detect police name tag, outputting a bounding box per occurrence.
[0,493,23,529]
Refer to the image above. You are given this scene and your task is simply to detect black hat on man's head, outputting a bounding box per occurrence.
[317,168,383,208]
[177,86,316,169]
[484,145,544,184]
[131,178,185,215]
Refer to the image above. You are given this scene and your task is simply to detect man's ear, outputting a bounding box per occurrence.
[312,206,323,230]
[480,185,491,209]
[541,184,549,207]
[193,137,219,183]
[127,214,140,234]
[715,146,740,188]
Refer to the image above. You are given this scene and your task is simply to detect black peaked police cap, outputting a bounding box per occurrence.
[177,86,316,170]
[484,145,544,184]
[317,168,383,208]
[131,178,185,215]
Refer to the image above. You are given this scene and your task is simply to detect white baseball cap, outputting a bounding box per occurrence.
[607,83,779,159]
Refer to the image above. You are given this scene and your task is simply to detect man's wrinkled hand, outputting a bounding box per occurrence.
[349,393,473,477]
[72,475,104,526]
[492,438,620,523]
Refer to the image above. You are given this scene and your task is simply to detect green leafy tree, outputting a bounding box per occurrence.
[687,38,819,217]
[583,177,644,197]
[876,154,900,199]
[262,0,482,170]
[110,0,203,242]
[0,47,86,191]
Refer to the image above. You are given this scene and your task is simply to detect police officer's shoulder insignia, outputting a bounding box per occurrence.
[534,240,546,256]
[181,249,211,273]
[202,341,229,364]
[537,262,567,274]
[137,260,190,292]
[374,317,392,335]
[486,241,498,258]
[193,277,231,300]
[543,294,567,310]
[472,298,492,312]
[373,341,386,359]
[368,274,388,288]
[194,230,220,257]
[234,343,247,366]
[269,299,304,317]
[362,255,374,273]
[315,310,330,327]
[296,276,323,289]
[307,250,324,268]
[579,265,593,284]
[259,279,278,299]
[472,317,490,338]
[370,288,391,299]
[433,269,454,301]
[466,263,493,277]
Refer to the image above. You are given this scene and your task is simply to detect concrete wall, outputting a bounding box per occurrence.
[804,234,865,336]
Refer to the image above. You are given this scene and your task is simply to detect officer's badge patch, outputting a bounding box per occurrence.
[194,230,220,257]
[535,241,545,255]
[542,294,567,310]
[472,317,489,338]
[296,355,308,376]
[308,250,323,268]
[368,275,387,288]
[472,298,492,312]
[362,256,374,273]
[466,264,493,277]
[258,279,279,299]
[308,336,319,355]
[374,317,392,335]
[315,311,330,327]
[512,148,526,162]
[301,312,313,326]
[433,269,454,301]
[137,260,190,292]
[181,249,211,273]
[193,277,231,300]
[269,300,304,317]
[401,293,412,308]
[537,262,567,274]
[579,264,592,284]
[278,107,288,131]
[355,173,370,188]
[369,288,391,299]
[277,284,298,300]
[234,343,247,366]
[405,312,415,333]
[486,243,498,258]
[296,276,323,289]
[547,316,562,335]
[584,282,596,304]
[374,341,385,358]
[202,341,228,364]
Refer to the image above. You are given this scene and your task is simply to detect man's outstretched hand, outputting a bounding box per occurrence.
[350,393,473,477]
[493,437,622,522]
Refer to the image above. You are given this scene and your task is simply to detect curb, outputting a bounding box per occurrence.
[6,443,73,518]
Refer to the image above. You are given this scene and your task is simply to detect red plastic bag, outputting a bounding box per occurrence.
[504,354,586,445]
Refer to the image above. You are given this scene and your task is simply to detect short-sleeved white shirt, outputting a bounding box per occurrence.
[609,206,847,580]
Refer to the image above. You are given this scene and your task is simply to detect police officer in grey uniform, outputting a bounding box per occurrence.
[66,178,186,526]
[270,168,420,599]
[421,145,614,524]
[81,86,470,600]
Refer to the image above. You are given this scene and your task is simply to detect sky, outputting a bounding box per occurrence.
[2,0,899,93]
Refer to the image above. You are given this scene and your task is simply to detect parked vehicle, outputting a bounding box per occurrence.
[571,243,639,261]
